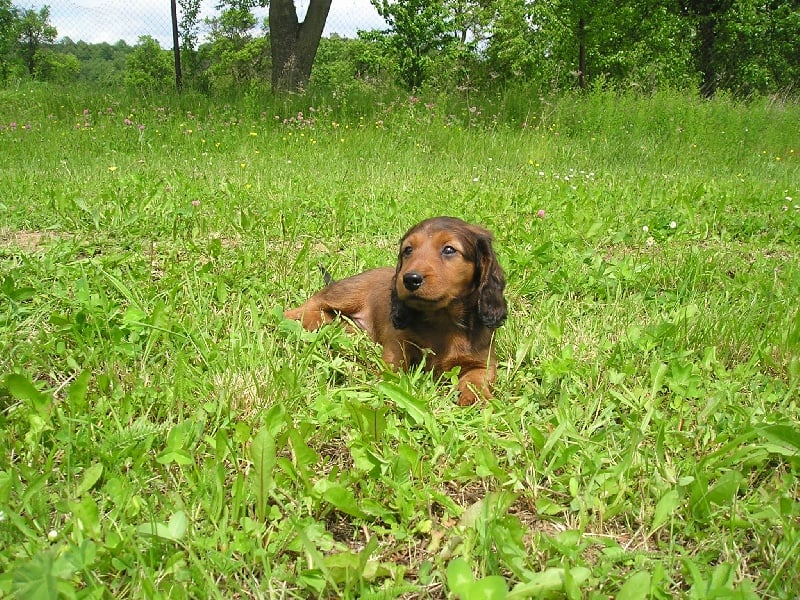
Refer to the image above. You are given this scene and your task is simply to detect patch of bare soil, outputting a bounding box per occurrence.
[0,230,57,252]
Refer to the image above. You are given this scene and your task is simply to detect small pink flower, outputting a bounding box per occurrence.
[124,118,132,126]
[138,124,146,131]
[191,199,200,207]
[537,209,546,218]
[83,108,90,116]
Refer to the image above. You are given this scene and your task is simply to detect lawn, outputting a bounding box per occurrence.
[1,83,799,599]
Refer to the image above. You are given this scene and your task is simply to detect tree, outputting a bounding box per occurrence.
[680,0,734,97]
[34,49,80,83]
[125,35,173,90]
[202,6,270,90]
[0,0,19,79]
[269,0,333,92]
[210,0,331,93]
[371,0,456,89]
[705,0,800,96]
[176,0,201,85]
[16,5,57,76]
[178,0,202,52]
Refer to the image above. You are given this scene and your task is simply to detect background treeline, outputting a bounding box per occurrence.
[1,0,798,98]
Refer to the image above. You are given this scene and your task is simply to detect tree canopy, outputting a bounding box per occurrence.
[1,0,797,98]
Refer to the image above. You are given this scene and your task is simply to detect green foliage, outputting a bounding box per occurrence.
[52,39,131,86]
[0,0,19,79]
[372,0,457,89]
[484,0,697,92]
[177,0,202,52]
[124,36,173,91]
[714,0,800,96]
[1,0,797,98]
[0,82,799,598]
[194,6,270,93]
[15,5,57,75]
[33,49,80,84]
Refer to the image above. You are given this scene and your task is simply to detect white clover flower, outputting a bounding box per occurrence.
[669,221,677,229]
[646,236,655,247]
[642,225,649,233]
[48,530,58,541]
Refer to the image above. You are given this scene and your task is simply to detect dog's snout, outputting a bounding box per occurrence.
[403,272,424,291]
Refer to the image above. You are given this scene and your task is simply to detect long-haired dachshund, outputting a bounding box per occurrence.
[284,216,507,405]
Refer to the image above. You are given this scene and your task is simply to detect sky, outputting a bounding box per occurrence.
[40,0,387,46]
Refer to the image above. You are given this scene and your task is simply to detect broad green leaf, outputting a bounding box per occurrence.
[250,427,276,519]
[706,470,743,506]
[461,576,508,599]
[755,423,800,453]
[137,511,187,542]
[69,496,101,538]
[166,510,188,541]
[5,373,50,415]
[347,401,387,441]
[264,402,286,438]
[122,305,147,327]
[11,551,76,600]
[617,570,652,600]
[314,480,368,519]
[215,277,228,303]
[446,558,475,596]
[66,369,91,408]
[75,463,103,497]
[651,489,680,532]
[324,538,386,583]
[507,567,591,599]
[377,381,434,431]
[63,540,97,572]
[155,448,194,465]
[288,427,319,472]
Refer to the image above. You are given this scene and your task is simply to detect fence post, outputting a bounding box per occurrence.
[170,0,183,92]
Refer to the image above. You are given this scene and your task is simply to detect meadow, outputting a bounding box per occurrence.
[1,82,798,599]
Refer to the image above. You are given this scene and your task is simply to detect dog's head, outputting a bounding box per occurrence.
[390,216,507,330]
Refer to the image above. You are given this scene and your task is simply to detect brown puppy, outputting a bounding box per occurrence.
[284,216,507,405]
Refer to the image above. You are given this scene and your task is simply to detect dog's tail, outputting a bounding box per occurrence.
[318,265,335,286]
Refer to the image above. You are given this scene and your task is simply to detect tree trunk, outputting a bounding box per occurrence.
[577,16,586,89]
[269,0,332,93]
[697,15,716,97]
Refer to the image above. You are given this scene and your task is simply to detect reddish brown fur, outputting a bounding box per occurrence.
[284,216,507,405]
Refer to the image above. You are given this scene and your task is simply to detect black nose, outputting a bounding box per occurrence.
[403,272,424,291]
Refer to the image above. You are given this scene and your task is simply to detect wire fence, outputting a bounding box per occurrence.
[38,0,385,47]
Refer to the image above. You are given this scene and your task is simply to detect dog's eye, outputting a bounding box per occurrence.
[442,245,457,256]
[402,246,413,257]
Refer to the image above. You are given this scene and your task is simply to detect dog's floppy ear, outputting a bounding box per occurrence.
[390,277,413,329]
[475,233,507,330]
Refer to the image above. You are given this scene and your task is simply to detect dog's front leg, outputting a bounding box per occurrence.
[457,367,493,406]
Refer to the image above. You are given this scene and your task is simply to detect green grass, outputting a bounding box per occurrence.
[1,82,799,599]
